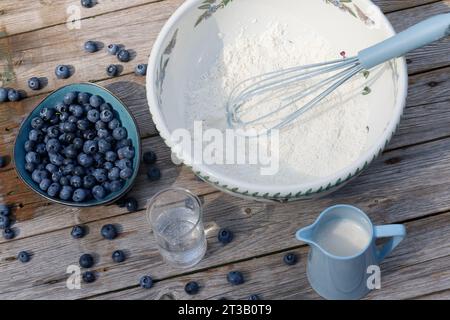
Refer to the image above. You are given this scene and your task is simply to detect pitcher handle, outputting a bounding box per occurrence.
[374,225,406,263]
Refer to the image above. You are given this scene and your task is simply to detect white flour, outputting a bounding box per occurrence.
[184,23,369,183]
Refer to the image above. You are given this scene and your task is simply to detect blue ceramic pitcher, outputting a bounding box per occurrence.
[296,205,406,300]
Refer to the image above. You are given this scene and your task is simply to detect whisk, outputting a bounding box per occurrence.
[226,14,450,136]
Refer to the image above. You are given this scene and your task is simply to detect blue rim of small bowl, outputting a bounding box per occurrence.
[13,82,142,207]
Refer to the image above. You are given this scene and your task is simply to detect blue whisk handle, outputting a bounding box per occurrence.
[358,13,450,69]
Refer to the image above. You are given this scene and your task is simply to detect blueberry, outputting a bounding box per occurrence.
[46,138,61,153]
[83,175,96,189]
[40,107,55,121]
[184,281,200,295]
[78,153,94,167]
[46,126,60,139]
[83,129,96,140]
[70,176,83,189]
[29,129,43,142]
[143,151,157,165]
[3,228,15,240]
[70,225,86,239]
[104,151,117,162]
[112,127,127,140]
[135,64,147,76]
[35,143,46,156]
[116,158,131,170]
[49,114,60,125]
[24,140,36,153]
[120,167,133,180]
[59,186,74,200]
[55,65,71,79]
[51,173,62,183]
[83,140,98,155]
[79,253,94,268]
[106,64,119,77]
[78,92,91,104]
[25,151,40,164]
[98,139,112,153]
[73,137,84,150]
[0,204,10,216]
[101,224,117,240]
[112,250,126,263]
[97,129,109,140]
[28,77,41,90]
[218,228,233,245]
[56,101,68,113]
[71,105,84,118]
[107,119,119,131]
[45,164,57,174]
[92,185,107,200]
[248,295,260,300]
[32,169,48,184]
[107,44,120,55]
[39,178,52,191]
[63,145,77,160]
[107,167,120,181]
[99,102,112,112]
[124,197,138,212]
[116,138,132,150]
[18,251,30,263]
[81,0,95,8]
[227,271,244,285]
[89,95,103,108]
[0,87,7,102]
[86,109,100,123]
[49,152,64,166]
[93,168,108,183]
[47,183,61,198]
[100,109,114,123]
[0,215,11,229]
[59,176,70,186]
[82,271,96,283]
[62,121,77,133]
[7,89,20,102]
[117,49,131,62]
[109,180,122,192]
[283,253,297,266]
[139,275,153,289]
[146,167,161,181]
[117,146,134,160]
[84,40,98,53]
[59,112,70,122]
[25,162,35,172]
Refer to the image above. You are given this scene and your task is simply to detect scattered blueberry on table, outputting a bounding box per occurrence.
[101,224,118,240]
[0,87,8,102]
[3,228,15,240]
[283,252,297,266]
[0,204,10,216]
[124,197,138,212]
[82,271,96,283]
[79,253,95,268]
[81,0,95,9]
[0,215,11,229]
[143,150,157,165]
[227,271,244,285]
[140,275,153,289]
[117,49,131,62]
[106,64,119,77]
[28,77,41,91]
[184,281,200,295]
[146,167,161,181]
[18,251,31,263]
[7,89,21,102]
[135,64,147,76]
[248,294,260,300]
[55,65,71,79]
[22,90,136,203]
[0,155,7,168]
[107,44,120,55]
[112,250,126,263]
[71,225,86,239]
[218,228,233,245]
[84,40,99,53]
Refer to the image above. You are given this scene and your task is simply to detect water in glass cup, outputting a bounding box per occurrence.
[147,188,207,268]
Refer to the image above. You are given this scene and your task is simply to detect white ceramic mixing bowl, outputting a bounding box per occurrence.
[147,0,408,202]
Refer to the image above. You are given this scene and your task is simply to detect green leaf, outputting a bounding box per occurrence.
[362,86,371,95]
[362,70,370,79]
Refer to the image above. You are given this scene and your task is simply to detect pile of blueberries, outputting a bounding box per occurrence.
[24,91,136,203]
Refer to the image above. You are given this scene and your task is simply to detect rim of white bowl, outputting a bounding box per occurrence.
[147,0,409,197]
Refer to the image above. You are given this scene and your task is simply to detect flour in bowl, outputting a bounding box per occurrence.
[184,22,369,183]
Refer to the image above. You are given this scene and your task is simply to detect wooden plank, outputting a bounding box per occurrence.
[0,0,437,37]
[388,0,450,74]
[0,0,161,37]
[415,290,450,299]
[3,137,450,298]
[93,212,450,300]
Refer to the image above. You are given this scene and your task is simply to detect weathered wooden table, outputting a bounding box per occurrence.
[0,0,449,300]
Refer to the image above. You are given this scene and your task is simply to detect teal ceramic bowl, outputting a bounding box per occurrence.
[13,83,141,207]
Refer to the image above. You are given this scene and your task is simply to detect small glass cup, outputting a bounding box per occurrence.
[147,188,207,268]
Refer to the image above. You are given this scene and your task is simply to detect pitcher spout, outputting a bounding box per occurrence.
[296,225,314,244]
